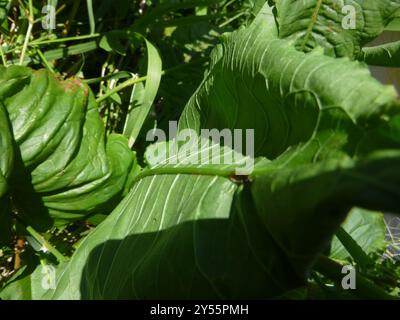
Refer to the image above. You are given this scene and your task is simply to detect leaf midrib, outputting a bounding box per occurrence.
[130,166,241,186]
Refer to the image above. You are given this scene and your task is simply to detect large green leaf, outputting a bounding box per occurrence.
[330,208,387,261]
[386,17,400,31]
[0,100,13,198]
[360,40,400,67]
[0,99,13,244]
[39,130,400,299]
[0,262,68,300]
[0,66,138,229]
[39,139,303,299]
[179,4,399,159]
[274,0,400,58]
[250,148,400,275]
[0,266,35,300]
[178,1,399,293]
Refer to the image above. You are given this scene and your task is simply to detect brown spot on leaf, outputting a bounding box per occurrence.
[61,77,85,93]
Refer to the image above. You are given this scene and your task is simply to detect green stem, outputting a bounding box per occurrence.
[86,0,96,34]
[96,75,147,103]
[300,0,322,51]
[25,225,67,264]
[0,43,6,66]
[96,57,208,103]
[84,71,132,84]
[36,48,55,72]
[222,0,236,10]
[19,0,34,65]
[314,255,395,300]
[30,33,101,46]
[219,11,247,28]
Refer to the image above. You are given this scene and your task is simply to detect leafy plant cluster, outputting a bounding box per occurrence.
[0,0,400,299]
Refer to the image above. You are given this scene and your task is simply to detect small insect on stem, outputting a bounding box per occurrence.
[229,174,251,184]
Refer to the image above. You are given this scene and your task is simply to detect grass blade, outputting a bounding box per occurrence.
[86,0,96,34]
[123,37,162,147]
